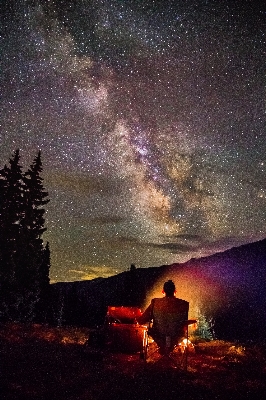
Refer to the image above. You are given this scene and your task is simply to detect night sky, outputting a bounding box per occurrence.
[1,0,265,282]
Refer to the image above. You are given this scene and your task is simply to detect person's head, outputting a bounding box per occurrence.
[163,280,176,297]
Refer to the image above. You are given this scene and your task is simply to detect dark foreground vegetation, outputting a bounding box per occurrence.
[1,323,266,400]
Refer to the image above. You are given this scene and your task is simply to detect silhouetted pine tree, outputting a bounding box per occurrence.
[0,165,8,273]
[20,150,50,320]
[0,150,26,320]
[0,150,50,321]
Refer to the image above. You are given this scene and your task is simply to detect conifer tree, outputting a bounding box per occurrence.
[0,150,50,321]
[0,150,25,320]
[0,150,25,253]
[19,150,50,320]
[23,150,49,241]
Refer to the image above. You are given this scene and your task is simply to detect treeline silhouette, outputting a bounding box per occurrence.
[0,150,50,322]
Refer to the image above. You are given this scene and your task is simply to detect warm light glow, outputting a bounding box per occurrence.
[178,338,195,353]
[142,269,226,322]
[179,338,191,346]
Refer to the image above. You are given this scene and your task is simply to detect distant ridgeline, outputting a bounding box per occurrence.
[49,239,266,342]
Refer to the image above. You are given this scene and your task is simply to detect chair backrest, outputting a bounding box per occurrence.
[151,297,189,338]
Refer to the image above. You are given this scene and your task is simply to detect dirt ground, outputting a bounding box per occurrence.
[1,323,266,400]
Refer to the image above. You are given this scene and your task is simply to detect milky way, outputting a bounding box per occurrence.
[1,0,265,282]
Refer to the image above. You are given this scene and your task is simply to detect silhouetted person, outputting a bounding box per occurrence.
[138,280,189,353]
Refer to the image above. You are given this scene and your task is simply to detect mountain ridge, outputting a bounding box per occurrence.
[48,237,266,341]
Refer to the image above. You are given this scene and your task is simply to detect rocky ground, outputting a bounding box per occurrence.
[1,323,266,399]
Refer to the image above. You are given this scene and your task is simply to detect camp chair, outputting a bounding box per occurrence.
[104,306,147,354]
[142,297,197,369]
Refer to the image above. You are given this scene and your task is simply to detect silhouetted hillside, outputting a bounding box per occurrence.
[49,239,266,341]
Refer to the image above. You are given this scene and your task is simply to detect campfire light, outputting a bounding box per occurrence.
[178,338,195,353]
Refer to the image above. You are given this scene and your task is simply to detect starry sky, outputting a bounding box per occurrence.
[1,0,265,283]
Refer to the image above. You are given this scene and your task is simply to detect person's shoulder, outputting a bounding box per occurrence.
[152,297,164,305]
[153,297,164,301]
[175,297,189,305]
